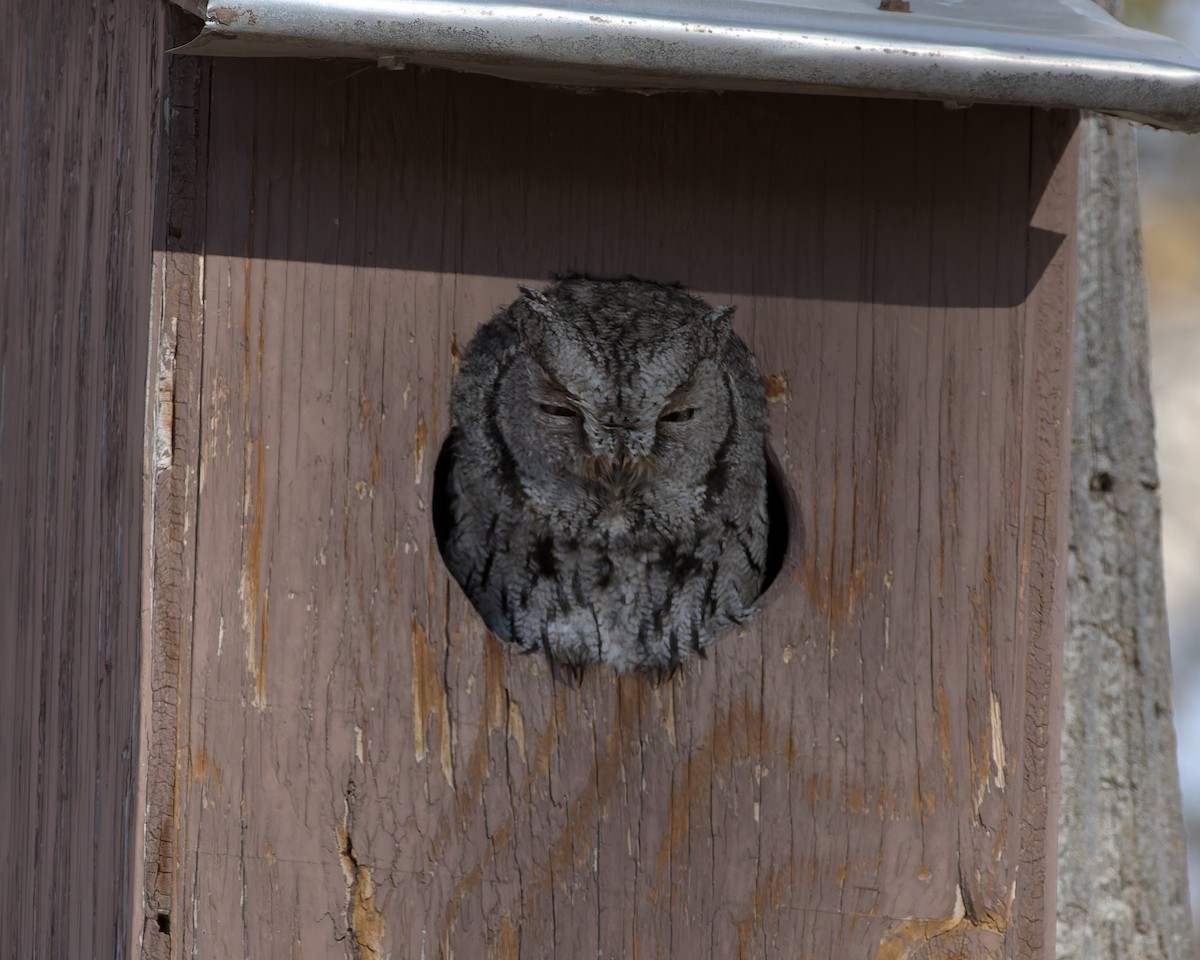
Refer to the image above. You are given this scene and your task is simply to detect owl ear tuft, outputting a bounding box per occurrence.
[518,286,554,314]
[707,305,735,347]
[516,285,556,343]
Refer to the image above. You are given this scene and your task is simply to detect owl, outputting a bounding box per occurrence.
[438,276,769,674]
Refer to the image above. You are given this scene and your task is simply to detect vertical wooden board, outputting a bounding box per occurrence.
[157,61,1077,959]
[0,1,164,958]
[142,35,212,959]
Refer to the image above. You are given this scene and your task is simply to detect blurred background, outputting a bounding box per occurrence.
[1126,0,1200,940]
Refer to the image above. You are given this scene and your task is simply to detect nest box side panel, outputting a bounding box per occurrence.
[0,1,165,957]
[149,61,1077,959]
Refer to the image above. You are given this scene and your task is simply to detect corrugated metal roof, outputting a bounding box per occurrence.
[173,0,1200,131]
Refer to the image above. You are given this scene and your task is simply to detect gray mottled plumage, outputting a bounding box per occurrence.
[441,277,768,673]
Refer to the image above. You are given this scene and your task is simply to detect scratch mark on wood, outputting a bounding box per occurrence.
[192,747,222,792]
[795,424,889,627]
[654,695,773,895]
[410,615,453,785]
[415,418,429,485]
[934,679,954,789]
[338,825,385,959]
[732,864,792,960]
[655,684,677,747]
[507,699,526,764]
[241,435,268,708]
[988,692,1006,789]
[155,316,178,472]
[493,917,519,959]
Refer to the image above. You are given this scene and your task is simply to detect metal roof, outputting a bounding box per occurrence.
[173,0,1200,131]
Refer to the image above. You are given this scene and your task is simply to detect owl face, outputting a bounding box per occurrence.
[491,280,739,514]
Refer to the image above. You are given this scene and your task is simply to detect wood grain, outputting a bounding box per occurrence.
[139,32,212,960]
[1057,111,1194,960]
[148,61,1078,959]
[0,1,164,957]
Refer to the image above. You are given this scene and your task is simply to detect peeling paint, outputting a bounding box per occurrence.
[506,700,526,763]
[240,435,268,709]
[875,885,1007,959]
[414,418,428,485]
[192,746,223,791]
[655,683,677,746]
[934,679,954,789]
[409,615,453,785]
[989,691,1006,789]
[796,442,888,627]
[654,695,774,889]
[338,827,385,959]
[493,918,518,960]
[154,315,178,472]
[209,6,240,26]
[731,865,791,959]
[763,372,789,403]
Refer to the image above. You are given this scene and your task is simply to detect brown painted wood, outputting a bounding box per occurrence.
[0,1,164,957]
[146,60,1078,959]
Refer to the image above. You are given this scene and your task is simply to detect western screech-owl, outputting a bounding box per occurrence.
[439,277,769,674]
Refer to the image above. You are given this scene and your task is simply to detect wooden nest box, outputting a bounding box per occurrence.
[8,1,1200,958]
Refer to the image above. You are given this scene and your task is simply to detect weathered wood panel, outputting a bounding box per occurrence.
[148,61,1077,958]
[0,1,164,958]
[140,32,211,960]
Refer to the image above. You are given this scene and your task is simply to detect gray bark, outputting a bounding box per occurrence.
[1057,110,1195,959]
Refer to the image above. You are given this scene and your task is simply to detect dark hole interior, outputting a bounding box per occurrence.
[156,912,171,935]
[431,433,456,560]
[761,448,789,594]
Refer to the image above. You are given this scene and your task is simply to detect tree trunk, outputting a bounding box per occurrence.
[1057,108,1195,959]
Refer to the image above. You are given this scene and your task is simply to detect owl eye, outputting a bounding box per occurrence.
[538,402,578,419]
[659,407,696,424]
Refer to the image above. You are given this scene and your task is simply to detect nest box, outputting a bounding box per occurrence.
[16,1,1200,957]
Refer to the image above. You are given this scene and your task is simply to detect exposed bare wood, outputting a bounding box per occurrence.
[137,27,212,960]
[1056,110,1195,960]
[149,61,1077,958]
[0,0,164,957]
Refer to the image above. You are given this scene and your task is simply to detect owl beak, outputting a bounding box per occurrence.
[621,427,656,462]
[591,456,645,498]
[592,435,657,496]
